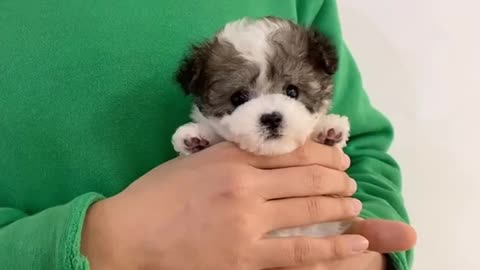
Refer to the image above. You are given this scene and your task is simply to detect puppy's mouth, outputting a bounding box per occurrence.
[264,130,283,140]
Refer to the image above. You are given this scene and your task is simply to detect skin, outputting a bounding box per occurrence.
[81,141,416,270]
[277,252,386,270]
[280,218,417,270]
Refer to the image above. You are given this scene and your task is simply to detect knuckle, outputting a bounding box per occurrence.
[233,247,258,270]
[341,198,355,217]
[227,257,249,270]
[306,166,327,193]
[224,245,250,270]
[231,213,249,231]
[341,173,354,195]
[226,166,246,181]
[330,148,345,169]
[222,163,247,182]
[326,197,354,218]
[306,197,325,220]
[221,178,250,199]
[292,238,312,264]
[214,166,253,201]
[230,213,256,238]
[330,237,347,258]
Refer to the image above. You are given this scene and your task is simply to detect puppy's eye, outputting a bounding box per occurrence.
[285,84,299,99]
[230,90,250,107]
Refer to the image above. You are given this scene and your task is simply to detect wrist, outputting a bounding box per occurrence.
[81,197,132,270]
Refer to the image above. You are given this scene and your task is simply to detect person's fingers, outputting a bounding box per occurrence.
[270,252,385,270]
[267,264,323,270]
[266,263,325,270]
[247,140,350,170]
[256,235,369,269]
[253,165,356,199]
[346,218,417,253]
[264,196,362,231]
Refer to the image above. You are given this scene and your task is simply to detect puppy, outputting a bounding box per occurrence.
[172,17,351,237]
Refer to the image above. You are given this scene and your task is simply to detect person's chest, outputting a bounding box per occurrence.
[0,0,323,212]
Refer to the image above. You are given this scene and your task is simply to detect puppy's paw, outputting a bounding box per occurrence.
[317,128,346,147]
[172,123,211,155]
[313,114,350,148]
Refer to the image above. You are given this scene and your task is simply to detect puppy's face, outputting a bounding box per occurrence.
[176,17,338,155]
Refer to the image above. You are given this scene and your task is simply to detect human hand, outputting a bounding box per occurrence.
[274,218,417,270]
[328,252,387,270]
[345,218,417,254]
[271,252,386,270]
[81,141,368,270]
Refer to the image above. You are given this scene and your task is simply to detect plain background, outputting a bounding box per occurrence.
[338,0,480,269]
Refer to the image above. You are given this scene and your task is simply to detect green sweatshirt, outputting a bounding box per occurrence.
[0,0,412,269]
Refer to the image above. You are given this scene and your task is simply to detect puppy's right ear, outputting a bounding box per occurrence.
[175,43,209,96]
[306,30,338,75]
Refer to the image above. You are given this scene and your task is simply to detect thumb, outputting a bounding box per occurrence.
[345,218,417,253]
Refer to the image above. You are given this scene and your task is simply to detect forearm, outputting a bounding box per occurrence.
[0,192,103,270]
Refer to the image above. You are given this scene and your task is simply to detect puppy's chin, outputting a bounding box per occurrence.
[206,94,318,156]
[238,135,304,156]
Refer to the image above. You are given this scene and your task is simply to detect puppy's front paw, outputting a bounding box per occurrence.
[172,123,211,155]
[313,114,350,148]
[183,137,210,153]
[317,128,346,146]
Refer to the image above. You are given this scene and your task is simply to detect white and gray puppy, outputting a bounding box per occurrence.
[172,17,351,237]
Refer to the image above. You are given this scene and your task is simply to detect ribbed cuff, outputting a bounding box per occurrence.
[60,192,105,270]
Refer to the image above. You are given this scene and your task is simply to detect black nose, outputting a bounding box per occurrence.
[260,112,283,130]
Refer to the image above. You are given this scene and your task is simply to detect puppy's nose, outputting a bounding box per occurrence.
[260,112,283,129]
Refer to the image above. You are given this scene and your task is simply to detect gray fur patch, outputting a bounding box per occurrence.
[175,17,337,117]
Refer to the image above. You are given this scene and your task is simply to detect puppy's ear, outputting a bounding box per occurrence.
[306,30,338,75]
[175,43,210,95]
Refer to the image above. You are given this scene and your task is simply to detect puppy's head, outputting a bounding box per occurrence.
[176,17,338,155]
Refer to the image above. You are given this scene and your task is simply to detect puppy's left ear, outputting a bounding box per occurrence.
[175,43,210,95]
[306,30,338,75]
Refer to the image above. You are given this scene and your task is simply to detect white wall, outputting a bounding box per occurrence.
[338,1,480,269]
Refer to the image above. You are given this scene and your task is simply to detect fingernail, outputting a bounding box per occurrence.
[350,199,362,215]
[349,178,357,193]
[349,236,369,254]
[342,154,351,169]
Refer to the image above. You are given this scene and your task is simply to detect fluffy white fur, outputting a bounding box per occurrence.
[267,220,352,238]
[172,121,222,155]
[172,17,352,238]
[218,18,289,78]
[173,104,349,157]
[201,94,318,155]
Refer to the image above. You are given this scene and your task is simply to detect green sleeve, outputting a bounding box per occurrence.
[307,0,414,269]
[0,193,104,270]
